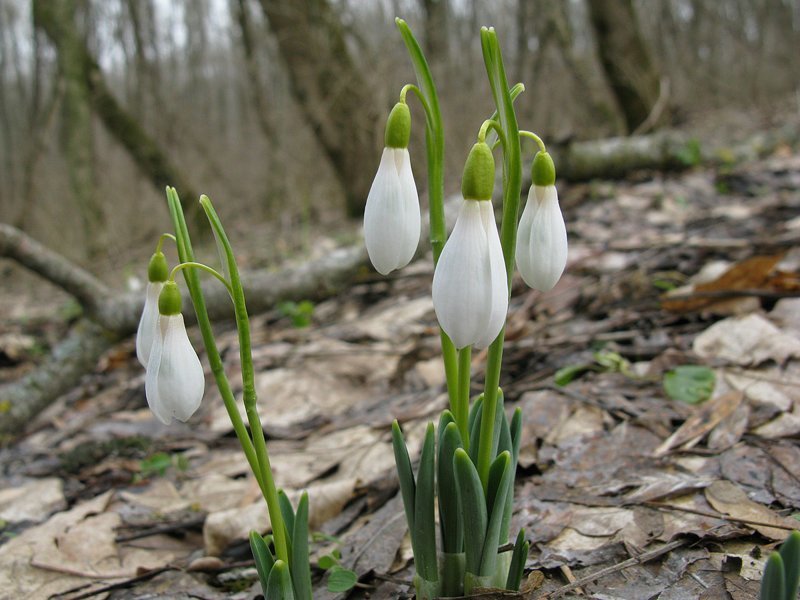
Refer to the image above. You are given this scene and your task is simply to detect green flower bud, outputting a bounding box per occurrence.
[158,281,182,316]
[384,102,411,149]
[532,151,556,187]
[148,251,169,283]
[461,142,495,201]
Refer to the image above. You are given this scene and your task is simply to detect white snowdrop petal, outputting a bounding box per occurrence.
[364,148,421,275]
[145,317,172,425]
[432,200,492,349]
[528,185,568,291]
[157,315,205,423]
[136,281,164,368]
[475,202,508,348]
[395,149,422,268]
[514,186,537,287]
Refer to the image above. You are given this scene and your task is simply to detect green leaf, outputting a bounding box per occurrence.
[327,566,358,593]
[454,448,487,576]
[265,559,295,600]
[554,363,591,386]
[481,452,512,576]
[391,420,416,536]
[290,492,312,600]
[317,554,339,570]
[249,530,274,594]
[761,552,786,600]
[506,529,529,591]
[414,423,438,582]
[139,452,172,478]
[278,490,295,559]
[438,422,464,553]
[779,531,800,600]
[278,300,314,328]
[663,365,716,405]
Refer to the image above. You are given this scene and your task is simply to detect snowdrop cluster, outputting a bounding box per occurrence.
[136,252,204,425]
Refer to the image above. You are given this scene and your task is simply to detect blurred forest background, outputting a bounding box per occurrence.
[1,0,799,277]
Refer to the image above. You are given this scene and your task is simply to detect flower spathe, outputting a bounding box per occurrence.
[432,199,508,349]
[363,147,421,275]
[145,311,205,425]
[516,184,567,291]
[136,281,164,368]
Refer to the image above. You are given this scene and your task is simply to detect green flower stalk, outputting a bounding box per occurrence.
[386,21,535,597]
[153,187,311,599]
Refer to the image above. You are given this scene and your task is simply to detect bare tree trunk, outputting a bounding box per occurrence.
[257,0,380,217]
[421,0,448,65]
[587,0,662,133]
[32,0,201,227]
[42,0,105,258]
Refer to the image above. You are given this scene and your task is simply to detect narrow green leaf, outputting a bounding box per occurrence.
[278,490,295,560]
[506,529,529,591]
[554,363,591,386]
[762,552,786,600]
[265,559,295,600]
[779,531,800,600]
[391,420,416,536]
[663,365,716,405]
[454,448,487,576]
[414,422,438,582]
[481,452,512,576]
[249,530,274,594]
[438,422,464,553]
[327,566,358,593]
[468,395,484,464]
[290,492,312,600]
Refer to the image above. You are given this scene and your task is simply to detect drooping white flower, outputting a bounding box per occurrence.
[432,199,508,349]
[363,147,421,275]
[516,184,567,291]
[144,281,204,425]
[136,281,164,368]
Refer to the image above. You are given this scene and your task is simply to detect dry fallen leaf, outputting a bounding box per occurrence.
[693,313,800,366]
[662,254,784,314]
[654,391,743,456]
[705,480,798,540]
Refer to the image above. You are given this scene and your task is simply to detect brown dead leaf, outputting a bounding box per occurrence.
[694,314,800,366]
[662,254,784,313]
[654,391,743,457]
[705,480,798,540]
[0,478,65,523]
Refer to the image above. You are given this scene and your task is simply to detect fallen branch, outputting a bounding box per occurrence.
[0,222,370,438]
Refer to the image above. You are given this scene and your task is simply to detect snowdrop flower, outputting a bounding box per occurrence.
[136,251,168,367]
[432,142,508,349]
[145,281,204,424]
[364,102,421,275]
[516,151,567,291]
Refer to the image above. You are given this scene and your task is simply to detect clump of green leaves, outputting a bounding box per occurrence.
[137,451,189,480]
[760,531,800,600]
[663,365,715,405]
[554,350,634,386]
[278,300,315,328]
[677,138,702,167]
[313,533,358,592]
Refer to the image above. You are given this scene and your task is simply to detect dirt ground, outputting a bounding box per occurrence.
[1,133,800,599]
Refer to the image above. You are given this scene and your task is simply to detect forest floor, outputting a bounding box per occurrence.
[1,126,800,599]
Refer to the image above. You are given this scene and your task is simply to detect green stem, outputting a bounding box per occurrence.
[199,195,289,566]
[168,262,232,295]
[164,188,262,492]
[519,130,546,153]
[155,232,176,253]
[457,347,472,451]
[396,18,458,412]
[476,28,523,489]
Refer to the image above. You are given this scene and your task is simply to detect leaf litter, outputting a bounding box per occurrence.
[1,150,800,598]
